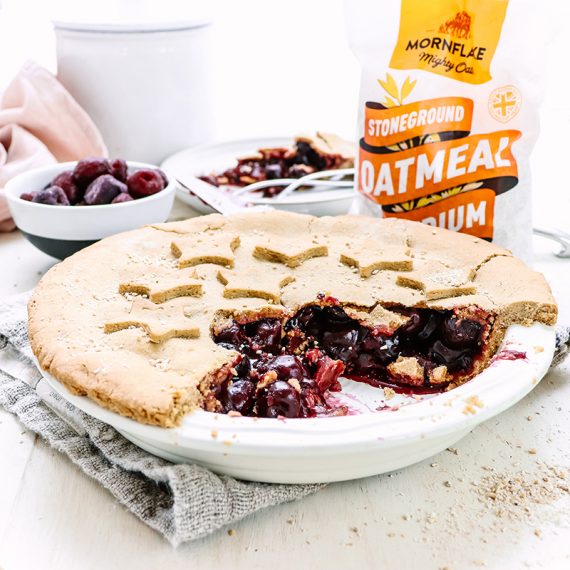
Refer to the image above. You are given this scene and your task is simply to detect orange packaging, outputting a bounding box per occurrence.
[345,0,545,257]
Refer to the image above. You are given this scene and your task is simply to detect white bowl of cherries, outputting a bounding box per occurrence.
[5,157,175,259]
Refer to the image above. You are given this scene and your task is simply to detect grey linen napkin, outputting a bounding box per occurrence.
[1,293,568,545]
[0,292,323,545]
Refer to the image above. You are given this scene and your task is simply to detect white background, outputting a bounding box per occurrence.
[1,0,569,229]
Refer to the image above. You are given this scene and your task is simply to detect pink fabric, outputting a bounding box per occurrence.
[0,61,107,231]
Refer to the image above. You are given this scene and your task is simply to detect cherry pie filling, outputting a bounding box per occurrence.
[211,303,490,419]
[200,142,348,198]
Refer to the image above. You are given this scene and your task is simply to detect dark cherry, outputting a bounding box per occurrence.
[73,157,112,188]
[357,334,399,367]
[359,333,383,353]
[214,323,243,350]
[372,337,401,366]
[156,169,169,187]
[322,306,356,328]
[351,352,381,375]
[211,303,488,418]
[320,327,360,363]
[225,379,256,415]
[300,396,323,418]
[257,381,301,418]
[127,169,165,199]
[300,377,319,392]
[31,186,70,206]
[429,340,472,372]
[296,305,357,341]
[257,355,306,382]
[84,175,128,205]
[109,158,128,182]
[243,319,282,354]
[398,311,424,336]
[111,192,134,204]
[288,164,314,178]
[233,354,251,378]
[440,316,481,349]
[52,171,81,204]
[264,163,283,179]
[299,307,325,337]
[20,192,35,201]
[398,310,441,342]
[416,313,441,341]
[296,141,326,170]
[285,306,315,333]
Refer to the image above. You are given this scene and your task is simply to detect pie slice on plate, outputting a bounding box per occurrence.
[199,132,354,197]
[28,211,557,427]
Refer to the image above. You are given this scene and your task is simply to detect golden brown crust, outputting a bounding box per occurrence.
[28,212,557,427]
[294,131,355,166]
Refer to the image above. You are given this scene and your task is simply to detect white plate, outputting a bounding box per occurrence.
[161,137,354,216]
[37,323,555,484]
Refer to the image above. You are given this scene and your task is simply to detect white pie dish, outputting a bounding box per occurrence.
[161,137,354,216]
[36,322,555,484]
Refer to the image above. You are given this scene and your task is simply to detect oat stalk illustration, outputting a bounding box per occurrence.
[377,74,416,107]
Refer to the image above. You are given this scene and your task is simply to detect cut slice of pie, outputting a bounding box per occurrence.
[199,132,354,197]
[28,211,557,427]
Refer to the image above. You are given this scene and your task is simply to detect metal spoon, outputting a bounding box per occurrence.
[533,227,570,258]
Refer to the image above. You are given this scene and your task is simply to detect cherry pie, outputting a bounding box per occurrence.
[199,132,354,197]
[28,211,557,426]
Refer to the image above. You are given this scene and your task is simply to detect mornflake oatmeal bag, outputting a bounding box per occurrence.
[345,0,545,258]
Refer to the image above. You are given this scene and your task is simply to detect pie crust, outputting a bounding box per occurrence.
[28,211,557,426]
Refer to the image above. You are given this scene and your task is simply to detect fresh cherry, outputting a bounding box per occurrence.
[127,169,165,199]
[156,169,169,187]
[109,158,128,182]
[84,175,127,205]
[111,192,134,204]
[52,171,81,204]
[73,157,111,188]
[32,186,70,206]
